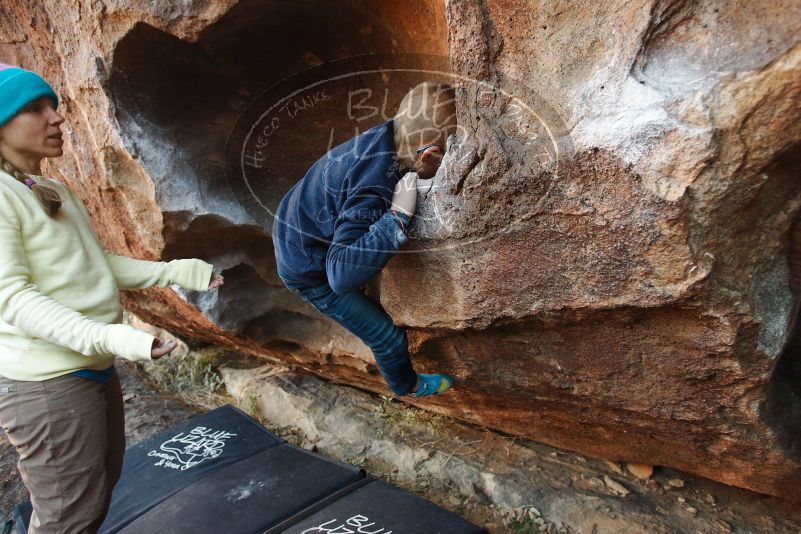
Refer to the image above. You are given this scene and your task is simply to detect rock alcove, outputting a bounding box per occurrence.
[107,0,450,356]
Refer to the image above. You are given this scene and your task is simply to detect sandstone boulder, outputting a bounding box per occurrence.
[1,0,800,498]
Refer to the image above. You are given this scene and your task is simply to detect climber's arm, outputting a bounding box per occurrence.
[325,184,410,295]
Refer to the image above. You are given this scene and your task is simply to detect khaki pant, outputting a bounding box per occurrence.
[0,372,125,534]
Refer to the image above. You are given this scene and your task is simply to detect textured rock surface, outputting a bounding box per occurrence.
[1,0,800,498]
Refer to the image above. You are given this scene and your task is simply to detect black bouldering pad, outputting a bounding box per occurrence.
[118,443,365,533]
[275,479,488,534]
[100,404,283,533]
[7,501,31,534]
[11,404,485,533]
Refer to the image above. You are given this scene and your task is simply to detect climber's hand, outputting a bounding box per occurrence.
[151,338,177,360]
[391,171,418,218]
[208,272,224,290]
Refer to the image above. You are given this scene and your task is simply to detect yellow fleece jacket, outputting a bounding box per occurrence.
[0,170,214,381]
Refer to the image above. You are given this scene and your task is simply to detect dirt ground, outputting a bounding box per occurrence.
[2,352,801,533]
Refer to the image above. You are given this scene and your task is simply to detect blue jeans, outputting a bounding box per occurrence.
[278,272,418,396]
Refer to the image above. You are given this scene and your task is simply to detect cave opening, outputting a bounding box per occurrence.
[107,0,450,340]
[109,0,449,228]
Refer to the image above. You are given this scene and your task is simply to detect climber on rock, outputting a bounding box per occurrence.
[273,81,457,398]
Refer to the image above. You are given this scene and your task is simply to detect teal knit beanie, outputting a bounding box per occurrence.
[0,64,59,127]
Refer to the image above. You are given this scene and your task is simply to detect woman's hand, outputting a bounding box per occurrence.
[151,338,178,360]
[208,272,224,290]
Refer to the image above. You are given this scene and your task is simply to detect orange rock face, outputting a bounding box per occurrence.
[2,0,800,499]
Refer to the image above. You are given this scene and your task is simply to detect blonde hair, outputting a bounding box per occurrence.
[393,81,457,168]
[0,155,62,216]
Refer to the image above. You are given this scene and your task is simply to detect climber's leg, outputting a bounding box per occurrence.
[278,275,417,396]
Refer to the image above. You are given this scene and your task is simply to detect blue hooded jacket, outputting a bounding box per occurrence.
[272,119,410,294]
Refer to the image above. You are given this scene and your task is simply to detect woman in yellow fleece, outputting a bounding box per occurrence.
[0,64,223,533]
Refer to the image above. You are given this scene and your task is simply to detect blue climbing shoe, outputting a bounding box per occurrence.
[410,373,454,397]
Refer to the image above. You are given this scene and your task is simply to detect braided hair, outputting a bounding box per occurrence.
[0,154,62,216]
